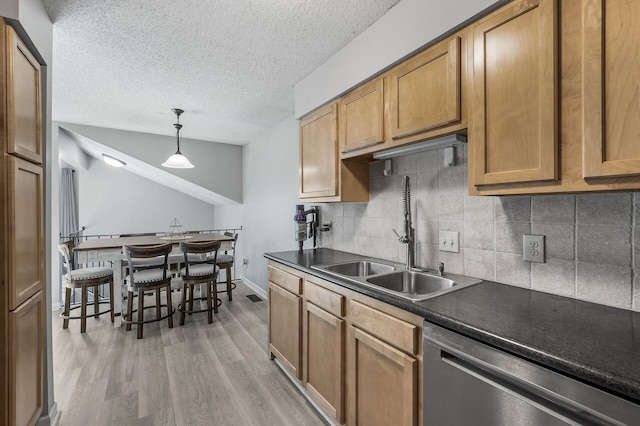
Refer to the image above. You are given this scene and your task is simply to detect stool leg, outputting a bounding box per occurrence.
[188,284,194,315]
[126,290,133,332]
[213,279,219,314]
[63,287,71,329]
[109,280,115,323]
[137,288,144,339]
[180,282,187,325]
[156,289,161,319]
[94,286,99,317]
[166,284,173,329]
[81,286,87,333]
[207,280,213,324]
[226,265,233,301]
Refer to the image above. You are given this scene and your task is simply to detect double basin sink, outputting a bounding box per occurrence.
[311,259,481,302]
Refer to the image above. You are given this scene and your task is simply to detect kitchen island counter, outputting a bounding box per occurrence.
[265,248,640,404]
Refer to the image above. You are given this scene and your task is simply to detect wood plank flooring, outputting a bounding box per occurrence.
[52,281,325,426]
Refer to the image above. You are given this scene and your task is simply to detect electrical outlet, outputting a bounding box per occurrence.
[523,235,545,263]
[439,231,459,253]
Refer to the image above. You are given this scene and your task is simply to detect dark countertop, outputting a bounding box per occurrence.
[265,248,640,404]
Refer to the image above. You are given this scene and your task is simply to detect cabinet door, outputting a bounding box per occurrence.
[300,103,338,199]
[388,36,461,140]
[339,78,384,157]
[6,25,42,164]
[268,282,302,379]
[9,290,44,426]
[7,156,44,310]
[471,0,558,185]
[305,302,345,423]
[583,0,640,178]
[348,326,417,426]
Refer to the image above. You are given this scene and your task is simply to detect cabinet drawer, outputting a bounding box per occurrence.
[305,279,345,317]
[350,300,418,355]
[268,265,302,295]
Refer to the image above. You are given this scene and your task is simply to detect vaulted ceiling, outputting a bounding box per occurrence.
[42,0,401,144]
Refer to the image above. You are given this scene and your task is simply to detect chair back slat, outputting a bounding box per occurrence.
[124,243,173,283]
[180,240,221,277]
[58,240,75,272]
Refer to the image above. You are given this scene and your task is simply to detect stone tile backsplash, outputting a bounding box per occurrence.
[317,144,640,311]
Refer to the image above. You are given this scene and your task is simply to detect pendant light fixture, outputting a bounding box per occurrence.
[162,108,194,168]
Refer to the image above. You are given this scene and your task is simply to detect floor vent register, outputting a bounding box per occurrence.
[246,294,263,303]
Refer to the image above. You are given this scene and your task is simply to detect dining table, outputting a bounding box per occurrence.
[74,233,234,327]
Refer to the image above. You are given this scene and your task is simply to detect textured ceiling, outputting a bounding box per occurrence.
[42,0,401,144]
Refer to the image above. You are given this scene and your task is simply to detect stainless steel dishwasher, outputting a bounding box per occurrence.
[423,322,640,426]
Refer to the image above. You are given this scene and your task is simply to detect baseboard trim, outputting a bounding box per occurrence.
[239,275,267,299]
[37,402,60,426]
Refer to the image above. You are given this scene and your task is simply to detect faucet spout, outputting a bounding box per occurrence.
[395,176,414,270]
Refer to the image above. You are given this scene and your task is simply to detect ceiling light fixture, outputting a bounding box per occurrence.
[162,108,194,169]
[102,153,126,167]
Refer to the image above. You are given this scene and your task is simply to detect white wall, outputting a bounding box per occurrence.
[76,159,217,236]
[241,115,300,290]
[295,0,500,117]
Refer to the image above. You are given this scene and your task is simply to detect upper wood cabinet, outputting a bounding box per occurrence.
[470,0,558,186]
[299,102,369,202]
[388,35,462,140]
[5,25,42,165]
[300,103,339,199]
[339,78,385,158]
[582,0,640,179]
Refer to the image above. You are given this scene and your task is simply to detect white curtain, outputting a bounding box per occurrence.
[60,168,79,239]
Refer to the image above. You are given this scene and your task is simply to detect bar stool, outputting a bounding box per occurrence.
[212,232,237,301]
[123,243,174,339]
[178,240,222,324]
[58,241,114,333]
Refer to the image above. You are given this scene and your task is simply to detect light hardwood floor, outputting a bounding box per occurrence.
[52,281,325,426]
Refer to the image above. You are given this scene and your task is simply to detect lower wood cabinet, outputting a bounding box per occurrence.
[349,327,417,426]
[347,300,419,426]
[305,302,345,423]
[8,290,44,426]
[268,265,303,379]
[267,261,422,426]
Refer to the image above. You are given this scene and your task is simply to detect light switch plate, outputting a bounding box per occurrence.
[523,235,545,263]
[439,231,459,253]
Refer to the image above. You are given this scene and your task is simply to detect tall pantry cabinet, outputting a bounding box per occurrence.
[0,19,46,426]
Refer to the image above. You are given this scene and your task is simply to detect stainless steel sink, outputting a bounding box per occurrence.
[312,259,481,302]
[366,271,456,295]
[321,260,396,277]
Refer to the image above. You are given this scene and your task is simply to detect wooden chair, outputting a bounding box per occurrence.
[178,240,222,325]
[123,243,174,339]
[212,232,237,301]
[58,240,114,333]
